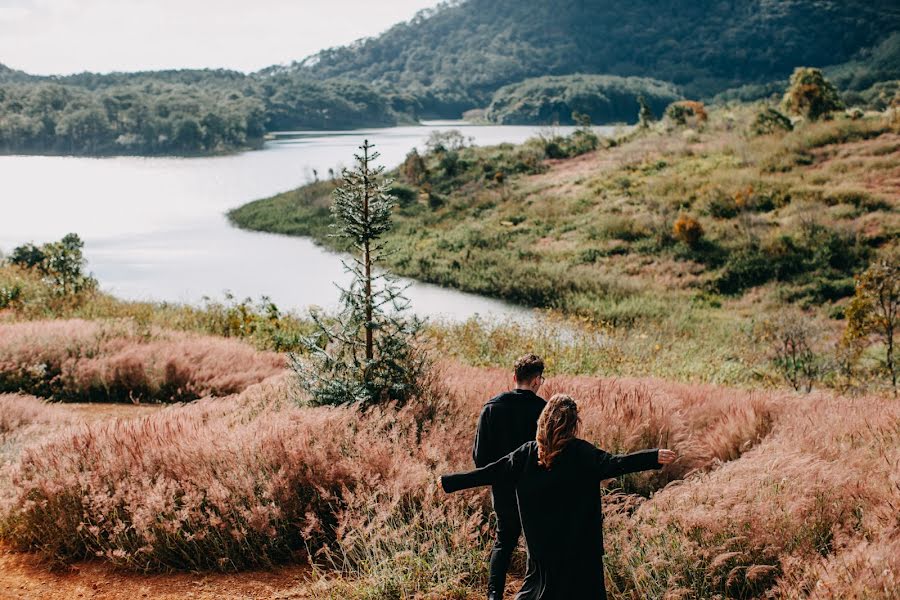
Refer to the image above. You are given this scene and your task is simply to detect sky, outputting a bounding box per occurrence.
[0,0,443,75]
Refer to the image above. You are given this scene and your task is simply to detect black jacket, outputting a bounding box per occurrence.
[443,440,661,600]
[473,389,546,468]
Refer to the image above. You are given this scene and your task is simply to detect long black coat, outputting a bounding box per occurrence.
[442,439,661,600]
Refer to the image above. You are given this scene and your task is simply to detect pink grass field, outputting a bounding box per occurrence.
[0,319,285,402]
[0,337,897,597]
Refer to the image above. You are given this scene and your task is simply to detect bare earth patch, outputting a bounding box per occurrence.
[0,544,312,600]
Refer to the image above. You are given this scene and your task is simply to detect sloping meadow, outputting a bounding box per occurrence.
[0,355,896,598]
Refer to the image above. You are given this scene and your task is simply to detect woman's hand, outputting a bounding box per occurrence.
[657,449,677,465]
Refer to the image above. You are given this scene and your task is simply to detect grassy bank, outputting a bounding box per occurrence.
[229,103,899,392]
[230,107,897,321]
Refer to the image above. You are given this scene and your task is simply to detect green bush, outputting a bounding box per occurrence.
[705,193,739,219]
[389,182,418,206]
[0,283,22,308]
[751,107,793,135]
[9,234,96,297]
[782,67,843,121]
[715,245,775,294]
[715,223,869,295]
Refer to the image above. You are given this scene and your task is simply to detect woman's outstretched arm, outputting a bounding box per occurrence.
[441,442,531,493]
[591,446,676,479]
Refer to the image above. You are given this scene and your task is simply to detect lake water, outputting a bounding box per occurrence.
[1,122,612,321]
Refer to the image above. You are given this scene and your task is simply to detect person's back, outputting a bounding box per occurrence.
[473,389,546,467]
[472,354,547,600]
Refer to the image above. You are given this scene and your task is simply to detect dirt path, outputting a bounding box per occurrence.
[0,544,314,600]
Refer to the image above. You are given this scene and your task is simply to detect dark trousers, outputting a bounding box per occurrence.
[489,486,521,598]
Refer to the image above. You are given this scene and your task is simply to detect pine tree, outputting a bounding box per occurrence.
[290,140,428,407]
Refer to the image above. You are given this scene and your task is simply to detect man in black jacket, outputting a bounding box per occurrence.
[472,354,547,600]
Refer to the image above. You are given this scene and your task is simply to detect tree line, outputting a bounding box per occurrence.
[0,71,404,155]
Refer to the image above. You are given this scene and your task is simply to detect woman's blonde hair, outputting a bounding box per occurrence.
[536,394,580,469]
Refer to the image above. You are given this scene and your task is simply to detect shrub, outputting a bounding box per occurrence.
[751,107,793,135]
[672,214,704,248]
[705,192,739,219]
[665,101,708,126]
[0,283,22,309]
[400,148,427,184]
[388,182,418,206]
[8,243,45,269]
[637,94,655,128]
[844,251,900,390]
[782,67,843,121]
[715,245,776,294]
[425,129,469,154]
[596,215,648,242]
[715,223,869,295]
[757,310,824,392]
[8,233,97,297]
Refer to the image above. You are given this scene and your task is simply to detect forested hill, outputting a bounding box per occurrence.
[0,63,32,83]
[0,69,403,156]
[289,0,900,116]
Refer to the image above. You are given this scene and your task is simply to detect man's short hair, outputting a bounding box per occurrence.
[514,353,544,382]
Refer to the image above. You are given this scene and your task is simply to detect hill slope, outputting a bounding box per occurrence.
[230,107,898,326]
[291,0,900,116]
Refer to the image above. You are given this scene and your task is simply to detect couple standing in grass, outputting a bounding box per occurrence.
[439,354,677,600]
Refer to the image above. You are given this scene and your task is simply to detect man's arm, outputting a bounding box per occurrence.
[472,405,492,467]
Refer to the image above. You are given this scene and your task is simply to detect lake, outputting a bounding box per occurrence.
[1,122,613,321]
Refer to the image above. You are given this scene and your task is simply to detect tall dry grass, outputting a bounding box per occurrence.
[0,375,487,583]
[0,394,74,521]
[0,393,70,435]
[442,364,785,494]
[0,361,896,598]
[0,319,285,402]
[603,392,900,599]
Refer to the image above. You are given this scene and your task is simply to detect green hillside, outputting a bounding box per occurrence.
[292,0,900,117]
[229,104,899,328]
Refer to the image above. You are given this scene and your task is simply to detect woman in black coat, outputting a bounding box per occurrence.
[441,394,677,600]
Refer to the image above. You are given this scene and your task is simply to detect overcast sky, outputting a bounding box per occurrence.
[0,0,443,75]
